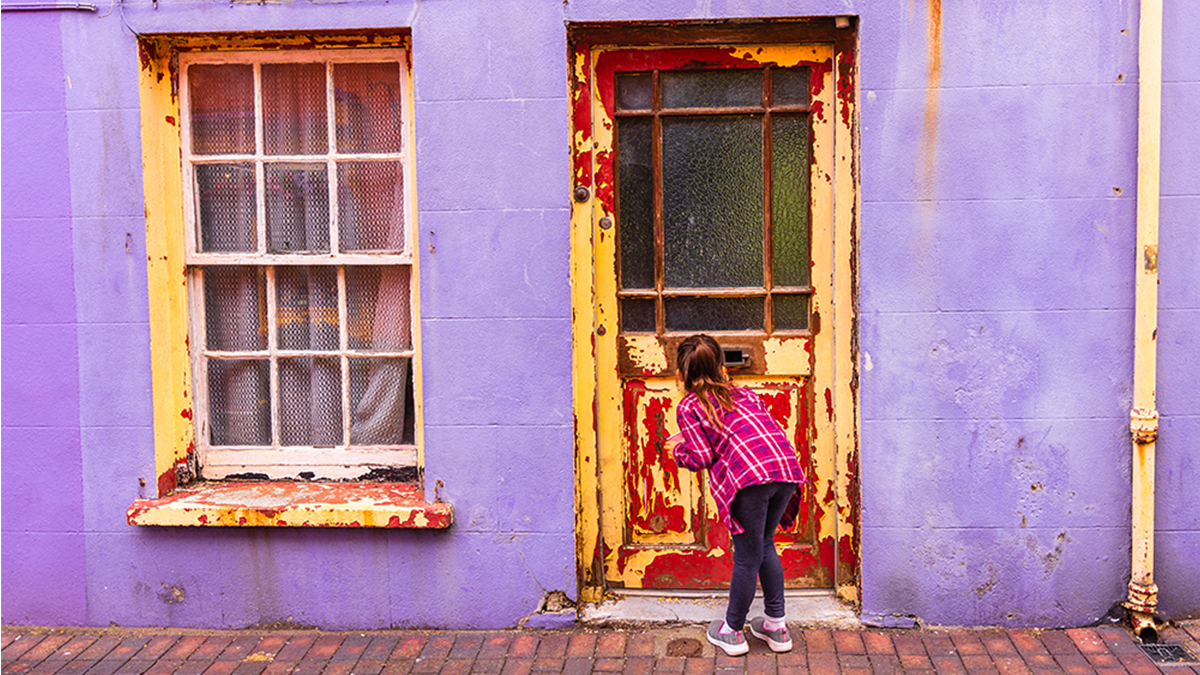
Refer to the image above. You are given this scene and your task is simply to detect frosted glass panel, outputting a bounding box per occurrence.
[662,116,763,288]
[665,297,763,332]
[204,266,266,351]
[618,118,655,289]
[196,163,256,252]
[662,70,760,109]
[349,358,410,444]
[773,294,809,331]
[621,298,656,333]
[276,266,339,351]
[338,161,404,251]
[189,64,254,155]
[346,266,411,350]
[617,73,653,110]
[771,67,810,107]
[772,115,811,287]
[265,164,329,253]
[208,359,270,446]
[278,357,343,447]
[334,63,402,153]
[263,63,328,156]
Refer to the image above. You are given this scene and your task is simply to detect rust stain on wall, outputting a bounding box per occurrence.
[919,0,943,199]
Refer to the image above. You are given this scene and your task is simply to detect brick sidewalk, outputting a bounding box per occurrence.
[3,624,1199,675]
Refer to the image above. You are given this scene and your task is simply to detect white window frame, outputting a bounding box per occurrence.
[179,48,419,480]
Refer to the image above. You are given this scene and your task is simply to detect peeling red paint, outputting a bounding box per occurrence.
[165,115,176,126]
[811,99,826,122]
[824,387,834,422]
[836,48,856,129]
[180,408,192,420]
[571,43,594,189]
[157,466,177,497]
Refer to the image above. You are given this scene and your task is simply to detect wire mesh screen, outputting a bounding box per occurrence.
[196,163,257,252]
[265,164,330,253]
[338,161,404,252]
[208,359,271,445]
[263,62,328,156]
[349,357,410,445]
[278,356,343,446]
[346,266,410,350]
[188,64,254,155]
[276,266,339,351]
[334,62,402,153]
[204,266,266,351]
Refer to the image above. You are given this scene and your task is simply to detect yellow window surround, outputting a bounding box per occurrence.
[134,30,448,528]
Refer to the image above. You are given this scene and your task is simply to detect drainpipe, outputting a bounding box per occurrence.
[1126,0,1163,644]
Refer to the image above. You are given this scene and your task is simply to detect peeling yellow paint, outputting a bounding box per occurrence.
[624,335,669,373]
[763,337,812,376]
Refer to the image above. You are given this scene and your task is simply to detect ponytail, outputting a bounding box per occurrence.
[676,335,734,428]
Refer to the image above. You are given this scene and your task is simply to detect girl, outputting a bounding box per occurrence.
[665,334,806,656]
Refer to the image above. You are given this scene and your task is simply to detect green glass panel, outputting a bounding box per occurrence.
[661,69,761,109]
[773,294,810,331]
[665,297,763,332]
[772,114,811,287]
[771,67,810,107]
[621,298,656,333]
[617,117,655,290]
[662,115,763,288]
[616,73,653,110]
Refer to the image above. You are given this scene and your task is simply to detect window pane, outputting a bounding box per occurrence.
[662,116,763,288]
[334,63,402,153]
[196,163,257,252]
[278,357,343,446]
[665,296,763,332]
[276,266,339,351]
[266,164,330,253]
[338,161,404,251]
[349,357,411,445]
[189,64,254,155]
[204,266,266,351]
[771,67,810,107]
[617,117,654,290]
[661,69,761,109]
[346,266,411,350]
[773,294,810,331]
[208,359,270,446]
[621,298,656,333]
[263,62,328,156]
[772,114,811,287]
[616,73,652,110]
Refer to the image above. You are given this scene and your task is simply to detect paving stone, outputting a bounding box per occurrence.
[448,635,483,662]
[360,637,400,663]
[863,633,895,655]
[439,660,473,675]
[840,655,871,670]
[499,660,533,675]
[330,636,372,662]
[1040,634,1080,657]
[981,635,1018,657]
[535,637,568,660]
[594,634,625,659]
[468,657,503,674]
[931,654,967,675]
[868,653,902,675]
[163,639,208,662]
[565,635,596,659]
[806,632,836,654]
[19,636,73,662]
[530,657,563,672]
[559,657,593,675]
[355,660,386,675]
[507,637,539,660]
[388,638,425,662]
[653,656,686,674]
[807,651,839,675]
[591,656,624,671]
[378,660,413,675]
[78,638,125,663]
[894,636,930,657]
[682,658,715,675]
[949,634,987,656]
[993,655,1031,675]
[477,636,511,661]
[4,636,48,661]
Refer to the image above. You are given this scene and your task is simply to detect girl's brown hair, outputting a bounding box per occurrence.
[676,334,735,428]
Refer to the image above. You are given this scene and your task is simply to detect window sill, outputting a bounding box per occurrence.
[127,481,452,528]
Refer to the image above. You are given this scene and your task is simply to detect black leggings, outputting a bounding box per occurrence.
[725,481,797,631]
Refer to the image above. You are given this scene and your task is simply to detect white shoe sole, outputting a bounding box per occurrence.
[706,630,750,656]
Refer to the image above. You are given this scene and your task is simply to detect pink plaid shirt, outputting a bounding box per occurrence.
[672,387,805,535]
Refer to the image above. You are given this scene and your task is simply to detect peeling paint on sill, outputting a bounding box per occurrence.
[127,481,452,528]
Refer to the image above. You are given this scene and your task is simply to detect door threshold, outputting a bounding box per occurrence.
[579,588,859,628]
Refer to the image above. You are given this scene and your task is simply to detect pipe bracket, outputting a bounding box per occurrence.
[1130,407,1159,444]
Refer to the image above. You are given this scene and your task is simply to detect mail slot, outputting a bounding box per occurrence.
[723,347,750,369]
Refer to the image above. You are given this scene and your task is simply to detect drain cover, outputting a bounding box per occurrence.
[1139,644,1199,665]
[666,638,702,657]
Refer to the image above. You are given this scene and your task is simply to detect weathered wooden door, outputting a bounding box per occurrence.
[572,40,855,594]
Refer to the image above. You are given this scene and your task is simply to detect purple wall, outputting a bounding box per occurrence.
[1,0,1197,628]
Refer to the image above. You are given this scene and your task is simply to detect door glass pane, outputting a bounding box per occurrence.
[189,64,254,155]
[665,297,763,332]
[346,266,411,350]
[349,357,410,444]
[617,117,654,289]
[276,266,339,351]
[773,294,810,331]
[196,163,256,252]
[661,70,760,109]
[771,67,810,107]
[205,266,266,351]
[208,359,270,445]
[338,161,404,251]
[616,73,653,110]
[263,62,328,156]
[772,114,811,287]
[621,298,656,332]
[278,357,343,446]
[266,164,330,253]
[662,116,763,288]
[334,63,402,154]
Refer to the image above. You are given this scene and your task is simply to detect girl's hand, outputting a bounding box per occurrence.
[664,432,685,454]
